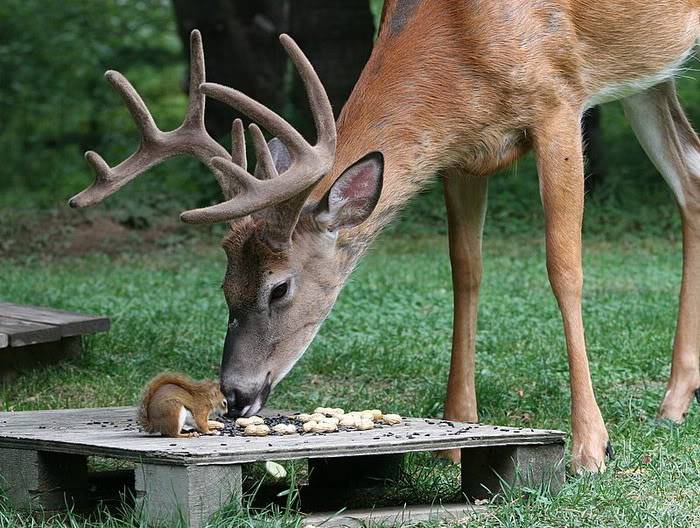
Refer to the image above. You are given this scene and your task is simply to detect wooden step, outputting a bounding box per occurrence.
[0,302,109,348]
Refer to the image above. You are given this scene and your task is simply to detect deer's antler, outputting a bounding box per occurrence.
[69,30,236,208]
[71,31,336,248]
[179,34,337,246]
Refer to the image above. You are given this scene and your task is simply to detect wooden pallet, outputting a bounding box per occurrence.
[0,302,109,381]
[0,407,566,527]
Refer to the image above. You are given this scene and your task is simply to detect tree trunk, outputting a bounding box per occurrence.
[171,0,374,141]
[171,0,290,139]
[289,0,375,137]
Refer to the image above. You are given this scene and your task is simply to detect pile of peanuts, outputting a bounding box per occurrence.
[234,407,402,437]
[234,416,271,437]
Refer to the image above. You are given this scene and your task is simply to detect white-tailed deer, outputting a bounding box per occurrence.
[71,1,700,472]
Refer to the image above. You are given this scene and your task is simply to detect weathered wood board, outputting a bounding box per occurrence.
[0,303,110,378]
[0,302,110,339]
[303,503,488,528]
[0,407,564,466]
[0,316,62,347]
[134,462,242,528]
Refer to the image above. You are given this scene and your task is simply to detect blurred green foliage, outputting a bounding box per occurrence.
[0,0,216,216]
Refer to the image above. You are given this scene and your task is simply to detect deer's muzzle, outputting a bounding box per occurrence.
[220,319,273,417]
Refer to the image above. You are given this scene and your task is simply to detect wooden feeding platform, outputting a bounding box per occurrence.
[0,407,565,527]
[0,302,110,382]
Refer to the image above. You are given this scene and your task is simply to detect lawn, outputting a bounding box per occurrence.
[1,222,699,526]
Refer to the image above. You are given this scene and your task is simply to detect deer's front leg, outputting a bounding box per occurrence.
[533,109,609,473]
[438,170,488,463]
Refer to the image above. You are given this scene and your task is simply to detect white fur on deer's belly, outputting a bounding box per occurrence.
[586,46,696,109]
[178,406,197,432]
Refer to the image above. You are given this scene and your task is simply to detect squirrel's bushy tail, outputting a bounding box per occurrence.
[137,401,153,432]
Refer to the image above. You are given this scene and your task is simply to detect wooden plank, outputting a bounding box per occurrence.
[0,302,110,337]
[135,463,242,528]
[461,444,565,499]
[0,317,62,347]
[0,448,88,509]
[0,407,565,467]
[303,502,488,527]
[0,333,8,348]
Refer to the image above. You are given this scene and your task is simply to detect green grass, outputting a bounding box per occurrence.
[1,225,699,526]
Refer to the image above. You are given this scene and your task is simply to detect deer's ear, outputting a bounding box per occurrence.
[268,137,292,173]
[316,152,383,231]
[254,137,292,179]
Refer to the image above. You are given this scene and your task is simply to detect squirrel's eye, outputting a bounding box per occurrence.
[270,281,289,302]
[222,399,227,408]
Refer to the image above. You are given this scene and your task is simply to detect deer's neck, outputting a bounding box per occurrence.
[310,3,487,272]
[331,111,444,268]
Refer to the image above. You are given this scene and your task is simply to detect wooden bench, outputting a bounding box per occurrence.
[0,407,566,527]
[0,302,109,381]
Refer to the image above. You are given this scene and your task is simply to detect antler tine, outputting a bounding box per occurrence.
[210,158,262,193]
[231,118,247,171]
[279,34,336,154]
[107,71,160,142]
[70,29,231,209]
[72,71,166,207]
[249,124,278,181]
[208,122,272,199]
[183,151,320,224]
[216,118,249,199]
[183,29,206,128]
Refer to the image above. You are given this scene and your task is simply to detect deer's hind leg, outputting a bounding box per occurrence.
[622,80,700,422]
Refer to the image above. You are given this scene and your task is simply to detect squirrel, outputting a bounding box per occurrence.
[137,372,228,438]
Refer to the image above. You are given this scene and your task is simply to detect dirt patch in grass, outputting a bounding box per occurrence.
[0,207,222,260]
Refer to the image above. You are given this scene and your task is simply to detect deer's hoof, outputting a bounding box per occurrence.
[658,383,700,423]
[571,426,609,474]
[605,441,614,460]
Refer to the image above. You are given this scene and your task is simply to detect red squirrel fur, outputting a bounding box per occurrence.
[137,372,227,438]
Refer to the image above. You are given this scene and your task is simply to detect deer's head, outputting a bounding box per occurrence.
[69,30,383,417]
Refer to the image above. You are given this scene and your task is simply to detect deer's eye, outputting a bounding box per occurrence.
[270,281,289,302]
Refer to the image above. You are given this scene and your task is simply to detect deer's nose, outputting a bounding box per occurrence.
[225,389,255,418]
[224,394,237,418]
[224,379,272,418]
